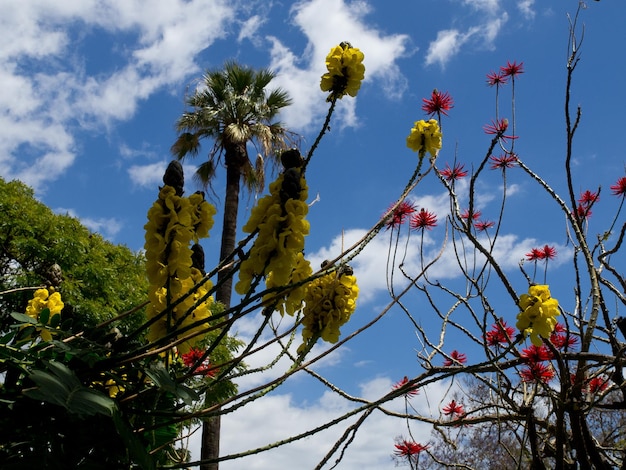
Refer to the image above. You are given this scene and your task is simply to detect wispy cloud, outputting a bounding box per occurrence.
[425,1,509,68]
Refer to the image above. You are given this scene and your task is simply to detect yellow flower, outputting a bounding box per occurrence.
[25,288,64,341]
[320,42,365,100]
[406,119,442,159]
[236,171,310,296]
[516,284,560,346]
[301,269,359,344]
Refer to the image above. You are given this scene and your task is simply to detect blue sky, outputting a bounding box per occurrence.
[2,0,625,468]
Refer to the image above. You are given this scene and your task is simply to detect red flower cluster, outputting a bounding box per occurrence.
[394,439,429,458]
[486,70,507,86]
[520,362,554,383]
[610,176,626,197]
[474,220,495,232]
[484,119,517,142]
[575,189,599,219]
[410,208,437,231]
[485,319,515,347]
[385,200,417,229]
[525,245,557,261]
[550,323,578,350]
[461,209,481,221]
[181,347,216,377]
[521,344,552,363]
[486,60,523,85]
[587,375,610,394]
[422,89,454,117]
[443,350,467,366]
[440,162,467,182]
[442,399,465,417]
[501,60,524,77]
[489,153,518,169]
[392,376,419,397]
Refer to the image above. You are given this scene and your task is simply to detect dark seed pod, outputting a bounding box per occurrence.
[280,148,304,169]
[45,263,63,287]
[191,243,206,275]
[339,264,354,276]
[163,160,185,196]
[280,168,302,203]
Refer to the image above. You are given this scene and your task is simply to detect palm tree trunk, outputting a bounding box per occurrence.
[201,143,245,470]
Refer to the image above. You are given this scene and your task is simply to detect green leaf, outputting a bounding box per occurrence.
[145,364,200,406]
[24,360,116,418]
[49,313,61,328]
[10,312,37,325]
[39,307,50,325]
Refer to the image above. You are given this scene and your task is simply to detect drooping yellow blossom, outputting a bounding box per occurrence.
[144,164,216,352]
[516,284,560,346]
[264,251,313,316]
[235,170,311,297]
[25,287,64,341]
[406,119,442,160]
[146,268,214,354]
[301,267,359,344]
[320,42,365,100]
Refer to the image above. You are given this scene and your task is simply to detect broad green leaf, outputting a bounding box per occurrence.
[10,312,37,325]
[39,307,50,325]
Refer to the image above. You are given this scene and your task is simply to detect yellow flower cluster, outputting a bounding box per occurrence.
[406,119,442,160]
[301,269,359,344]
[320,42,365,100]
[146,268,214,354]
[144,184,216,353]
[25,287,64,341]
[235,171,311,305]
[145,187,215,287]
[516,284,560,346]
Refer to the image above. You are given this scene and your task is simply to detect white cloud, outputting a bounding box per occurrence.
[518,0,536,19]
[128,161,169,189]
[425,1,509,68]
[54,207,123,240]
[425,29,465,68]
[186,375,453,469]
[0,0,236,192]
[268,0,411,131]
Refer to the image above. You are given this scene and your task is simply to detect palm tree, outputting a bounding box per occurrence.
[172,61,292,469]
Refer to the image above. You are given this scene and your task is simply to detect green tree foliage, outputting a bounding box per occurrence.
[0,176,147,330]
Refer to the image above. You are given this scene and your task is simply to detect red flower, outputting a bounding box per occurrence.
[422,89,454,117]
[541,245,557,259]
[486,70,508,86]
[520,344,553,363]
[394,439,429,458]
[587,375,610,394]
[392,376,419,397]
[489,153,518,169]
[443,350,467,366]
[474,220,495,232]
[461,209,481,220]
[410,208,437,231]
[500,60,524,78]
[442,400,465,417]
[440,162,468,181]
[610,176,626,197]
[549,323,578,349]
[181,347,216,377]
[520,362,554,383]
[484,119,518,141]
[578,190,599,207]
[485,319,515,347]
[526,248,546,261]
[574,203,593,219]
[385,200,417,229]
